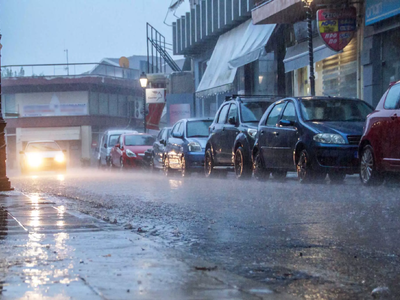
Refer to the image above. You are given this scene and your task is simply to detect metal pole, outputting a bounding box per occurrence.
[143,88,146,133]
[0,34,13,191]
[306,4,316,96]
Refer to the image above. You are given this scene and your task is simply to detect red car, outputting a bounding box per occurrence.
[110,133,155,169]
[359,81,400,185]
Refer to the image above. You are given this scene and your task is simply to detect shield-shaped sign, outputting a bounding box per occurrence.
[317,7,357,52]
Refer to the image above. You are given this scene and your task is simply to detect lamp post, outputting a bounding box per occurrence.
[303,0,316,96]
[139,72,148,133]
[0,35,12,191]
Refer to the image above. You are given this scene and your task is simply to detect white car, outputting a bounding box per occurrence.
[20,140,66,174]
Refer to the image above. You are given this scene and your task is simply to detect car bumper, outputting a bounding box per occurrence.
[168,151,205,170]
[311,144,359,174]
[124,155,145,167]
[22,160,66,172]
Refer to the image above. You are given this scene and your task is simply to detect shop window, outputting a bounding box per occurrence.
[382,29,400,88]
[89,92,99,115]
[109,94,118,116]
[253,53,277,95]
[99,93,109,115]
[118,95,128,117]
[2,94,17,117]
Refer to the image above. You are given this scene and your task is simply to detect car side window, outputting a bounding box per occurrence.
[178,122,185,136]
[282,102,296,122]
[172,122,181,135]
[217,104,230,124]
[227,104,238,123]
[384,84,400,109]
[157,129,164,140]
[266,103,285,127]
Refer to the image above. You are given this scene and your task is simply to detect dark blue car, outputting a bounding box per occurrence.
[252,97,374,183]
[164,118,213,177]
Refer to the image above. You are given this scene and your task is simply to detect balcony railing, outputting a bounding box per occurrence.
[1,63,140,80]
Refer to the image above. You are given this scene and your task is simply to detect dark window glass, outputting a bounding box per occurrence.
[172,123,181,135]
[157,129,164,140]
[187,120,213,137]
[384,84,400,109]
[217,105,230,124]
[266,103,285,126]
[282,102,296,122]
[125,135,155,146]
[227,104,238,122]
[26,142,60,152]
[241,101,273,123]
[300,99,374,122]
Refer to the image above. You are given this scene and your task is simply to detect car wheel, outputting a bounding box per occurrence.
[234,147,252,180]
[253,152,269,181]
[297,149,322,184]
[360,145,384,186]
[181,156,191,177]
[272,170,287,180]
[329,171,346,183]
[164,156,174,177]
[204,149,215,178]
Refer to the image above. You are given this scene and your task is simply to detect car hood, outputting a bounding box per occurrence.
[306,121,365,136]
[24,151,62,158]
[125,145,152,153]
[187,137,208,149]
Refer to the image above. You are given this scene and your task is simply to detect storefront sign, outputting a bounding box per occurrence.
[366,0,400,25]
[22,103,87,117]
[145,88,166,104]
[317,7,356,52]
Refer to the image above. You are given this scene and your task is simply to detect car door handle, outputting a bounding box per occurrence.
[391,113,398,120]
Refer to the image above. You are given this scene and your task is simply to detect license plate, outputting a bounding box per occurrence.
[138,153,145,157]
[169,159,179,164]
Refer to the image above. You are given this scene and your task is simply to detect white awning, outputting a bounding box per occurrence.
[229,22,276,68]
[284,36,339,73]
[196,20,249,98]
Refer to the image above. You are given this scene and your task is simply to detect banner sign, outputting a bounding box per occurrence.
[23,103,87,117]
[146,88,166,104]
[366,0,400,25]
[317,7,357,52]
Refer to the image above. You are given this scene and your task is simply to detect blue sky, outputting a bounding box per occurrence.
[0,0,188,66]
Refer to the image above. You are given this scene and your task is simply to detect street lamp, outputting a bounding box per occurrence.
[0,34,13,191]
[303,0,315,96]
[139,72,148,133]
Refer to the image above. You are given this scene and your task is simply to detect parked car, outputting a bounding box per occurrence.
[98,129,138,168]
[152,127,172,171]
[110,133,155,169]
[253,96,374,183]
[205,95,281,179]
[164,118,213,177]
[20,140,66,173]
[359,81,400,185]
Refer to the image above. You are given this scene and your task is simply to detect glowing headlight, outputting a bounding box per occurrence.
[313,133,346,144]
[54,152,65,163]
[247,128,258,139]
[126,149,137,157]
[188,142,202,152]
[27,153,43,167]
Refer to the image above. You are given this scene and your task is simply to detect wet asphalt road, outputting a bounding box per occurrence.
[9,168,400,299]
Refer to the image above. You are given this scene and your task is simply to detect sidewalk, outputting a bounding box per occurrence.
[0,191,295,300]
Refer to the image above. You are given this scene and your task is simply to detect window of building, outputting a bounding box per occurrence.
[118,95,128,117]
[89,92,99,115]
[109,94,118,116]
[99,93,109,115]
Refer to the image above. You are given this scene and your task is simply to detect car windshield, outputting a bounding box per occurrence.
[300,99,373,122]
[186,120,212,137]
[124,135,155,146]
[109,135,120,147]
[26,142,60,152]
[241,102,273,123]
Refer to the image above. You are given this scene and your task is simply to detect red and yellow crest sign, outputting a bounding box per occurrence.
[317,7,357,52]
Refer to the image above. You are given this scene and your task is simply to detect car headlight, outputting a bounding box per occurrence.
[54,152,65,163]
[27,153,43,167]
[247,128,258,139]
[188,142,202,152]
[126,149,137,157]
[313,133,346,144]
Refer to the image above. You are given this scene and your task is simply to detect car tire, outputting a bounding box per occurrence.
[272,170,287,180]
[297,149,323,184]
[360,145,384,186]
[164,156,174,177]
[234,147,252,180]
[329,171,346,183]
[253,152,269,181]
[181,156,191,177]
[204,149,216,178]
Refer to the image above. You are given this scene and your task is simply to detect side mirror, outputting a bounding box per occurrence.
[228,117,236,125]
[115,143,120,148]
[104,143,107,148]
[279,119,295,126]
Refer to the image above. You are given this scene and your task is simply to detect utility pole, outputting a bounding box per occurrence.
[304,0,316,96]
[0,34,13,191]
[64,49,69,75]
